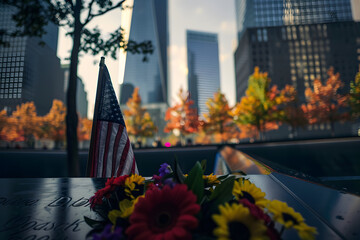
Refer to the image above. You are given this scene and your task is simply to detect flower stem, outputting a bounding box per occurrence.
[280,226,285,236]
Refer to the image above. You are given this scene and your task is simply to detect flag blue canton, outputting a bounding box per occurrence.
[98,66,125,126]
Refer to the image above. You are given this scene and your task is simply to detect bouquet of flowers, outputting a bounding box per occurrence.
[86,161,317,240]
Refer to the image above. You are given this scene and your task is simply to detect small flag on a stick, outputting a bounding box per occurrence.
[87,57,138,177]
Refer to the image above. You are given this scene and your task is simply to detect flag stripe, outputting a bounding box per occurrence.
[131,156,136,174]
[120,137,135,175]
[97,121,108,177]
[105,123,119,177]
[92,121,102,177]
[111,124,124,176]
[102,122,113,177]
[117,138,130,176]
[114,126,130,176]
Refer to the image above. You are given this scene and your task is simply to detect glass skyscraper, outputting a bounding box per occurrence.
[0,3,64,115]
[120,0,168,105]
[234,0,360,138]
[235,0,353,40]
[187,30,221,118]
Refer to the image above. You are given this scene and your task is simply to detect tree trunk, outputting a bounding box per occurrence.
[330,121,335,137]
[219,121,224,144]
[256,122,261,141]
[290,125,297,139]
[66,0,82,177]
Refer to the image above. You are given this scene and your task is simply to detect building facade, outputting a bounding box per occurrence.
[119,0,168,105]
[235,21,360,103]
[62,64,88,118]
[235,0,353,40]
[0,3,64,115]
[187,30,221,118]
[234,0,360,138]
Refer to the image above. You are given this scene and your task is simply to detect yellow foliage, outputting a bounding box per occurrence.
[124,87,157,139]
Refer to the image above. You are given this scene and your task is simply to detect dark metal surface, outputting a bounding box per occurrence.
[272,173,360,240]
[0,178,105,240]
[214,146,272,175]
[0,175,359,239]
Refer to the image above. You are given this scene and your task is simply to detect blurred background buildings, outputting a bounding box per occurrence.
[186,30,221,118]
[119,0,169,140]
[62,64,88,118]
[119,0,168,105]
[0,3,65,115]
[234,0,360,139]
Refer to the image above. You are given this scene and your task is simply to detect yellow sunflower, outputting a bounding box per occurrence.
[294,223,318,240]
[204,173,220,185]
[108,196,143,224]
[232,179,268,208]
[267,200,317,240]
[124,174,145,199]
[212,202,269,240]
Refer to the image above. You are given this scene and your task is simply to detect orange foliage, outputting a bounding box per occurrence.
[194,130,212,145]
[164,88,200,139]
[41,99,66,142]
[301,68,348,129]
[279,86,307,130]
[78,117,92,141]
[0,109,8,140]
[1,115,25,142]
[8,102,40,144]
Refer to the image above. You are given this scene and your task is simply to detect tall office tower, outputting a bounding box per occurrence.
[235,0,353,40]
[235,22,360,102]
[62,65,88,118]
[0,3,64,115]
[119,0,168,105]
[234,0,360,138]
[187,30,221,118]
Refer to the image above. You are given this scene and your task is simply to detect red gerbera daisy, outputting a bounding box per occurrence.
[90,175,130,208]
[126,184,200,240]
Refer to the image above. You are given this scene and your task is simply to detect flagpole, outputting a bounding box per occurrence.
[86,57,106,176]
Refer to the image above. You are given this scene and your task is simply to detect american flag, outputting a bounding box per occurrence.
[87,58,138,177]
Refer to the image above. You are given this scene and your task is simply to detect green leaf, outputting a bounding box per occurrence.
[184,162,204,204]
[173,158,186,184]
[209,176,235,204]
[84,216,106,230]
[200,159,207,172]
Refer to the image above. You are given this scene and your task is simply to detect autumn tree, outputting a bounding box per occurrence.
[237,125,259,141]
[349,66,360,120]
[2,0,153,176]
[164,88,199,145]
[0,109,8,141]
[78,117,93,142]
[231,67,286,140]
[9,102,40,147]
[278,85,307,138]
[123,87,157,143]
[301,67,348,136]
[202,90,236,143]
[40,99,66,148]
[0,117,25,145]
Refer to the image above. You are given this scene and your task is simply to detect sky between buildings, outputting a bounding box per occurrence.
[57,0,237,119]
